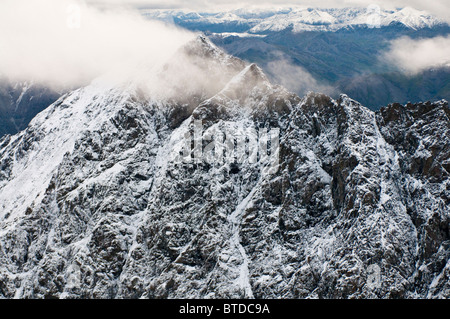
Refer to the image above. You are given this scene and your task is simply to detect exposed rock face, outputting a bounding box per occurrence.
[0,37,448,299]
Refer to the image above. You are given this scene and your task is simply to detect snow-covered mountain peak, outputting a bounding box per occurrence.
[182,35,222,58]
[0,33,448,299]
[0,38,252,227]
[220,63,271,96]
[0,82,135,225]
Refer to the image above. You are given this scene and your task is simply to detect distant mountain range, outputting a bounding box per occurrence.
[142,7,450,110]
[142,7,446,33]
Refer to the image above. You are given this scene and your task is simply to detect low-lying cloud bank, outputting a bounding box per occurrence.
[382,35,450,74]
[265,55,335,96]
[0,0,194,88]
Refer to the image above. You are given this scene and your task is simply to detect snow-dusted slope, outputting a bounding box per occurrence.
[0,37,448,299]
[142,7,446,34]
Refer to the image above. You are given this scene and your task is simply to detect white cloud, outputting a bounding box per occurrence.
[0,0,194,88]
[1,0,448,89]
[266,54,335,96]
[382,35,450,74]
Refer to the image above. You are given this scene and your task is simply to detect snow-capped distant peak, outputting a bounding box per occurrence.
[250,7,444,32]
[389,7,439,30]
[142,7,446,33]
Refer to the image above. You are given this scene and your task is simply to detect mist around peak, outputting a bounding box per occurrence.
[0,0,194,89]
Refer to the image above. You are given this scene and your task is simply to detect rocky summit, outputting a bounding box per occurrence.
[0,37,448,299]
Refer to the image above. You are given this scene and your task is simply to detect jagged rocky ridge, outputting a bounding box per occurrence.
[0,37,448,299]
